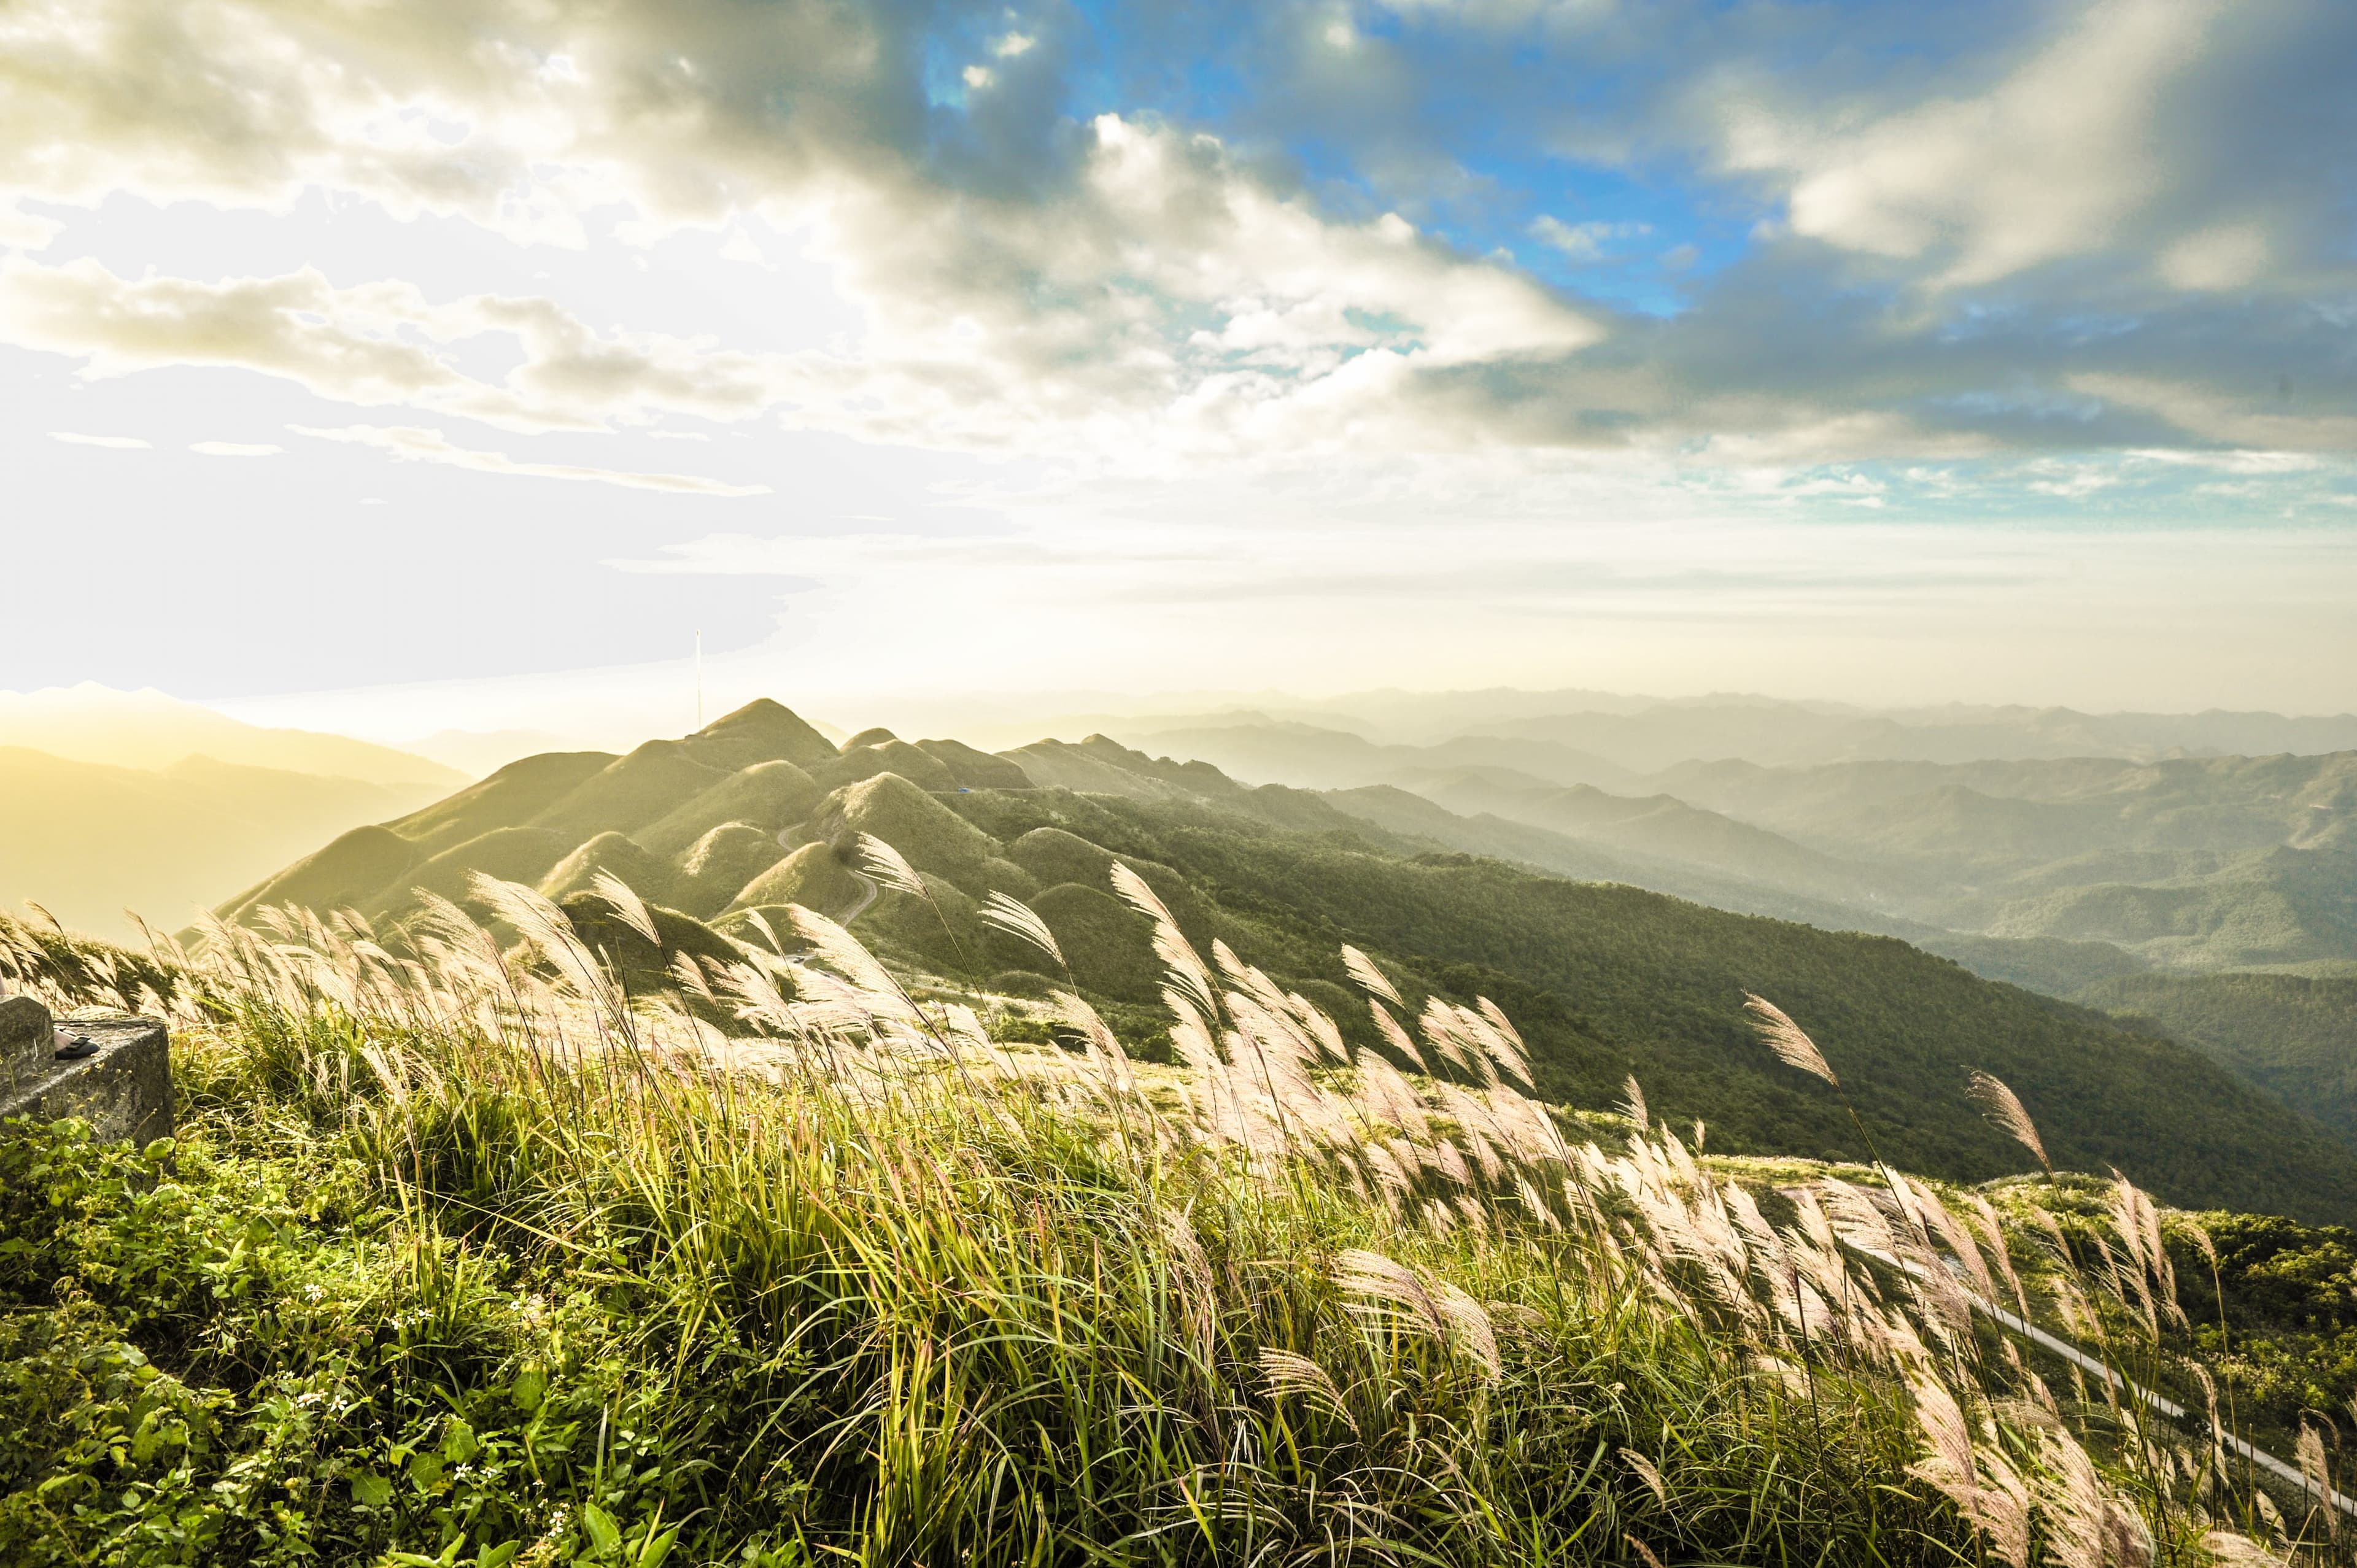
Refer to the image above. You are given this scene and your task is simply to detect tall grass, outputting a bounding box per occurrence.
[0,873,2326,1566]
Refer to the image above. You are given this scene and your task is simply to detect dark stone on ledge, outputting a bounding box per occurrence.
[1,994,173,1148]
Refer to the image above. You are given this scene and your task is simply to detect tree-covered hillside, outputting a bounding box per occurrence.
[2081,972,2357,1146]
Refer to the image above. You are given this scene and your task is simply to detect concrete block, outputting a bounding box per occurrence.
[0,995,173,1148]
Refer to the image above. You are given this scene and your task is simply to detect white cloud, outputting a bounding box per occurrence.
[0,257,794,434]
[0,106,1604,471]
[1528,216,1650,261]
[49,430,147,448]
[2072,374,2357,452]
[291,423,773,495]
[0,0,2343,491]
[190,441,282,457]
[1716,0,2253,289]
[0,201,61,252]
[2157,223,2272,291]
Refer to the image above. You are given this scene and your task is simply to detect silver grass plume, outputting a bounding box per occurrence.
[1368,1000,1428,1072]
[1474,996,1533,1085]
[978,891,1063,968]
[1743,993,1838,1086]
[856,833,930,901]
[667,952,718,1006]
[590,870,662,947]
[2297,1422,2329,1501]
[1427,1278,1500,1378]
[786,903,920,1025]
[1332,1248,1446,1337]
[1115,863,1218,1024]
[1622,1074,1649,1134]
[470,874,609,1002]
[740,908,786,954]
[1620,1450,1668,1507]
[1966,1070,2050,1172]
[1258,1349,1359,1435]
[1340,944,1403,1006]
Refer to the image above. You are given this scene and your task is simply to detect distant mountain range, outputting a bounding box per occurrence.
[1173,689,2357,763]
[206,700,2357,1224]
[0,684,467,788]
[0,747,452,941]
[1115,714,2357,974]
[0,686,465,941]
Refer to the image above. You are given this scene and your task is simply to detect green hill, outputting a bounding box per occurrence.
[215,824,426,928]
[207,700,2357,1222]
[633,760,822,858]
[815,738,958,793]
[673,696,838,771]
[379,827,575,919]
[538,832,678,910]
[389,751,617,854]
[726,840,869,925]
[2080,972,2357,1146]
[527,741,731,843]
[672,823,788,917]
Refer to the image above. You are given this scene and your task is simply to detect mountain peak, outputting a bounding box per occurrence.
[683,698,838,771]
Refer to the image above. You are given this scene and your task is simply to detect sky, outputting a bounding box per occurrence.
[3,0,2353,743]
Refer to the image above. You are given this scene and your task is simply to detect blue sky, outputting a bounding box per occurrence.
[0,0,2351,736]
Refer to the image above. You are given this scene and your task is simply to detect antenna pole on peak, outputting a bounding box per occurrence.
[695,630,703,730]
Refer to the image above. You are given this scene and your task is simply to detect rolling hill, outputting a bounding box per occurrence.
[209,703,2357,1223]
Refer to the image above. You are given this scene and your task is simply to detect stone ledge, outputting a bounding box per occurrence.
[0,995,173,1148]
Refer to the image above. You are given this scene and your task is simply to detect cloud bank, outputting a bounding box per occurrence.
[0,0,2345,477]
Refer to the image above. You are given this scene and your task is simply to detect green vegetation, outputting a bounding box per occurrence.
[726,843,866,924]
[538,832,678,911]
[0,879,2328,1566]
[391,753,617,856]
[524,743,731,846]
[2081,973,2357,1146]
[673,698,839,773]
[2171,1209,2357,1441]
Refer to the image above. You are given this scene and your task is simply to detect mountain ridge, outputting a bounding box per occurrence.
[198,700,2357,1224]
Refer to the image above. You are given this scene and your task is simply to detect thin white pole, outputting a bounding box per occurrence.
[695,630,703,730]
